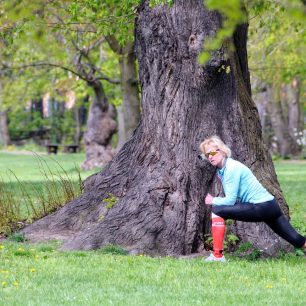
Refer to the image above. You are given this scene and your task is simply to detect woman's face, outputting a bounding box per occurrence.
[204,144,225,168]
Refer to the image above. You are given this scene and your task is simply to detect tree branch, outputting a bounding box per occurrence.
[2,61,85,79]
[95,72,120,84]
[105,35,123,54]
[1,61,120,84]
[105,35,134,55]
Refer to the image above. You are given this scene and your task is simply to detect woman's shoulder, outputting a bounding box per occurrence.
[226,158,247,171]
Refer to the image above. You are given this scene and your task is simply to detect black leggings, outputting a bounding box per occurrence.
[212,199,305,248]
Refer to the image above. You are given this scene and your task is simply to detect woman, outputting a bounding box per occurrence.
[200,135,306,262]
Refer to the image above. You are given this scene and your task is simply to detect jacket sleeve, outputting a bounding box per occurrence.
[212,167,240,205]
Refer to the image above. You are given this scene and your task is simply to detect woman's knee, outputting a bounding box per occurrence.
[212,206,227,219]
[212,206,221,215]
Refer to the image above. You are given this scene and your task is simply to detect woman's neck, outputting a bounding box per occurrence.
[218,157,227,169]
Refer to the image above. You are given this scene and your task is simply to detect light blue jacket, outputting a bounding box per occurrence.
[212,158,274,206]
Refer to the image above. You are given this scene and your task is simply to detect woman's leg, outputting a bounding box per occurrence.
[211,213,226,258]
[212,200,306,248]
[212,200,281,222]
[265,215,306,248]
[208,202,271,260]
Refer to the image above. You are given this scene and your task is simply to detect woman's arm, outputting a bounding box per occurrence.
[212,168,240,205]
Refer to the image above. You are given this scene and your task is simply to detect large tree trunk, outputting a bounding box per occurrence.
[0,110,10,146]
[268,85,301,157]
[74,105,81,145]
[23,0,291,256]
[253,79,302,157]
[284,78,303,150]
[117,48,141,148]
[81,80,117,170]
[106,37,141,149]
[251,80,273,150]
[0,82,10,146]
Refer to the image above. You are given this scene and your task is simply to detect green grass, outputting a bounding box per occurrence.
[273,160,306,234]
[0,155,305,305]
[0,152,96,182]
[0,242,305,306]
[0,152,98,223]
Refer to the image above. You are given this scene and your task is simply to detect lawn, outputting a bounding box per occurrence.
[0,152,98,220]
[273,160,306,234]
[0,153,305,306]
[0,243,305,306]
[0,151,97,182]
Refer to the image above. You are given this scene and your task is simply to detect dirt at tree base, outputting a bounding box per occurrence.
[21,230,74,244]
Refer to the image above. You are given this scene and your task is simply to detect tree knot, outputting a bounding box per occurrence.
[188,34,197,47]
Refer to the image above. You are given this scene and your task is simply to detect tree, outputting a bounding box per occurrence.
[0,108,10,146]
[63,0,142,152]
[23,0,292,256]
[252,78,303,157]
[0,0,120,167]
[0,80,10,146]
[68,0,141,148]
[248,0,305,157]
[1,0,143,168]
[106,36,141,149]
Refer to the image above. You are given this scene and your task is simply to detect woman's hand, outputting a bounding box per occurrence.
[205,193,214,205]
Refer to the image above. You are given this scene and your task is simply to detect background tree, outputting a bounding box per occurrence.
[63,0,141,150]
[0,11,17,147]
[23,0,296,256]
[1,1,115,163]
[106,36,141,149]
[0,34,88,148]
[248,0,305,157]
[0,75,10,146]
[0,108,10,147]
[1,0,142,166]
[65,0,141,148]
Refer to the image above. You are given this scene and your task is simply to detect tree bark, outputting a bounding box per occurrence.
[251,79,273,150]
[74,105,81,145]
[0,110,10,146]
[23,0,292,256]
[81,80,117,170]
[117,49,141,148]
[253,79,302,157]
[284,78,303,150]
[268,85,301,157]
[106,36,141,149]
[0,82,10,146]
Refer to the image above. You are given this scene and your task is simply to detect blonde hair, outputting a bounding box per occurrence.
[199,135,232,158]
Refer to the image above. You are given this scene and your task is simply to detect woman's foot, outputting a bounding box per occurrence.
[204,253,226,262]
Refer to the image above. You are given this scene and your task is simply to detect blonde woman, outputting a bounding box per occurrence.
[200,135,306,262]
